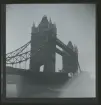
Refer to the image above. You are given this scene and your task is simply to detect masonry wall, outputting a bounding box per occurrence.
[30,29,56,72]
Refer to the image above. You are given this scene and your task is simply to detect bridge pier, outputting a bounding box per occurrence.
[44,61,55,72]
[16,75,32,97]
[16,74,50,98]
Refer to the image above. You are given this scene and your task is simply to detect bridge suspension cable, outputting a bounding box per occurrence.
[6,37,81,72]
[6,40,48,65]
[6,41,31,62]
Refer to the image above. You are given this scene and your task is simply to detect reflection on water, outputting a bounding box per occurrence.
[6,84,17,97]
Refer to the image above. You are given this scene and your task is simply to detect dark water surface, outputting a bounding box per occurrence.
[6,71,95,98]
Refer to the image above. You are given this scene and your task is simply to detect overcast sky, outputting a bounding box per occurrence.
[6,4,96,78]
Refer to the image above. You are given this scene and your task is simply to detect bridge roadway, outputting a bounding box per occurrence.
[5,66,70,84]
[5,67,95,98]
[5,66,70,97]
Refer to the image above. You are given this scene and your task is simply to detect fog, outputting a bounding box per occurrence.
[6,71,95,97]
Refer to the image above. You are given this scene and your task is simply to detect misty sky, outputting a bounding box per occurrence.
[6,4,96,78]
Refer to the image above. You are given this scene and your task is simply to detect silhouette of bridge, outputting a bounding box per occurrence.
[5,15,81,97]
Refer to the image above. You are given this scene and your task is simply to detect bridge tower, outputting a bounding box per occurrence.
[30,15,57,72]
[62,41,78,74]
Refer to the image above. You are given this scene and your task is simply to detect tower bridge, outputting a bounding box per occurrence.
[4,15,81,97]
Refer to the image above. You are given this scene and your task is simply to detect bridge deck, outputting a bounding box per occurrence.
[6,71,95,98]
[6,66,70,85]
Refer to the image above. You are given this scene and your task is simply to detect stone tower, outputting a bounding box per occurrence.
[30,16,57,72]
[62,41,78,74]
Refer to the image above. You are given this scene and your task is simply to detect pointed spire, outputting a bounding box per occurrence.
[73,44,78,54]
[32,22,35,34]
[40,15,48,26]
[43,15,47,18]
[31,21,38,34]
[53,22,56,29]
[49,18,52,29]
[49,18,52,24]
[67,41,73,50]
[42,15,48,22]
[73,44,76,52]
[52,22,57,34]
[75,45,78,53]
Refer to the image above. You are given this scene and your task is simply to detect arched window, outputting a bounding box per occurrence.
[40,65,44,72]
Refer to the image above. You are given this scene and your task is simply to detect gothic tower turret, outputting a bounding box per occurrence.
[30,16,57,72]
[62,41,78,74]
[31,22,38,34]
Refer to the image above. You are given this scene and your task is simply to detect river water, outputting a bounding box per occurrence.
[6,84,18,97]
[6,71,96,98]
